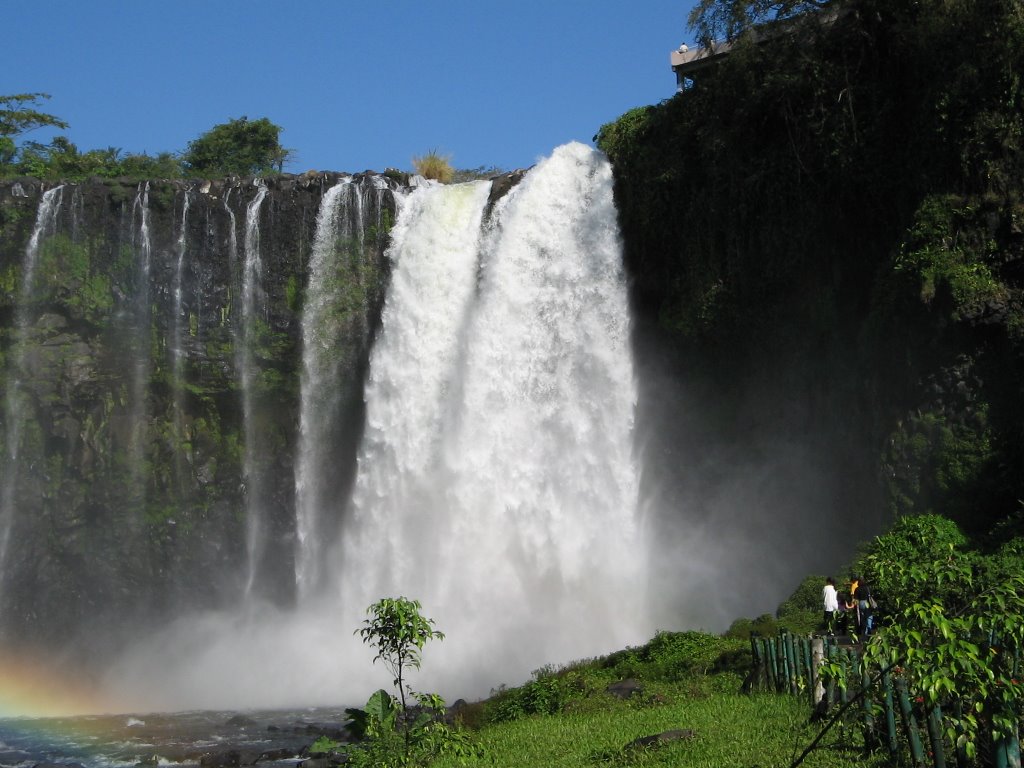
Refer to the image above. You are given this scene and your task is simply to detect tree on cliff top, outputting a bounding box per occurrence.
[687,0,832,45]
[182,116,291,177]
[0,92,68,165]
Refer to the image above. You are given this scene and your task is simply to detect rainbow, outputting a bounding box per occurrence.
[0,649,116,718]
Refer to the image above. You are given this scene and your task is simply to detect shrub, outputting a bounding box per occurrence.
[775,574,826,636]
[484,667,586,724]
[183,116,290,177]
[412,149,454,183]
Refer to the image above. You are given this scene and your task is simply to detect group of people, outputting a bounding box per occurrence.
[822,575,875,638]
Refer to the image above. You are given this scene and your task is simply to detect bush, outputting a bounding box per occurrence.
[775,574,826,636]
[183,116,290,177]
[412,150,454,183]
[484,667,585,724]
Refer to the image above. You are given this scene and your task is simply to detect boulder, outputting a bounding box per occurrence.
[625,729,695,750]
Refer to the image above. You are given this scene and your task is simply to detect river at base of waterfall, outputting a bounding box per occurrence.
[0,707,356,768]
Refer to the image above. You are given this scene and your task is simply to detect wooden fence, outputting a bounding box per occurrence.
[748,632,1022,768]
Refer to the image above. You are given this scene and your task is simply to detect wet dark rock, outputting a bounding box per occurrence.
[625,729,695,750]
[225,715,257,727]
[0,175,402,656]
[606,677,644,699]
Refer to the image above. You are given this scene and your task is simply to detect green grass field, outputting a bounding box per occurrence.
[435,672,887,768]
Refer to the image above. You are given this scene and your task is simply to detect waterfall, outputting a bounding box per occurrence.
[47,145,651,712]
[240,180,269,599]
[294,176,393,596]
[172,189,192,493]
[337,142,646,689]
[129,183,154,494]
[0,185,65,583]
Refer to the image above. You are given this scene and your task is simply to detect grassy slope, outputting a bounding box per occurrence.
[439,681,884,768]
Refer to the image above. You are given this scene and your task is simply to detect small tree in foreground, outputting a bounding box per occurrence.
[358,596,445,712]
[345,596,480,767]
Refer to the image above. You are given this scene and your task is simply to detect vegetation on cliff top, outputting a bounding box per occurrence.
[0,98,499,182]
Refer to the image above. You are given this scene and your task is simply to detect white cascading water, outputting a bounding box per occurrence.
[172,189,192,492]
[335,142,646,692]
[295,179,355,594]
[129,183,154,493]
[295,176,398,596]
[0,186,65,583]
[240,180,269,599]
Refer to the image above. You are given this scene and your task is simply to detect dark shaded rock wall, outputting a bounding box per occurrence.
[0,174,399,657]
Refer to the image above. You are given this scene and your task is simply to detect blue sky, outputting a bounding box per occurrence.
[8,1,698,174]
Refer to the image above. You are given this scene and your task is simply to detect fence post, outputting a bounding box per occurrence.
[824,642,837,710]
[802,637,814,705]
[767,637,779,691]
[811,637,825,708]
[895,677,927,767]
[860,655,876,748]
[881,668,899,756]
[993,728,1021,768]
[926,705,946,768]
[784,631,799,695]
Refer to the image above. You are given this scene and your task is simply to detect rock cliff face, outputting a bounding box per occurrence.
[598,0,1024,549]
[0,174,399,655]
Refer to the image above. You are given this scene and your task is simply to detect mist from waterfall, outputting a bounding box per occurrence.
[0,186,65,584]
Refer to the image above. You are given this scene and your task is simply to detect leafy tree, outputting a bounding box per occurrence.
[0,92,68,166]
[686,0,832,45]
[841,519,1024,760]
[348,597,480,767]
[182,116,291,177]
[357,596,444,713]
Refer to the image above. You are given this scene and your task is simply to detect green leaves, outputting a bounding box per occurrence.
[0,93,68,138]
[349,600,481,766]
[182,116,291,177]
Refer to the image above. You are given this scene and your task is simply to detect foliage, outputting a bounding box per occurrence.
[854,513,969,611]
[600,630,746,685]
[597,0,1024,541]
[485,667,581,724]
[775,574,827,636]
[412,150,454,183]
[0,93,68,165]
[893,196,1007,322]
[357,596,444,712]
[451,165,506,183]
[686,0,831,46]
[724,613,781,640]
[11,137,183,181]
[351,597,479,766]
[182,116,290,177]
[842,517,1024,759]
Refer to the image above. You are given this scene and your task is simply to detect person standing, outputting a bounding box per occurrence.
[822,576,839,635]
[854,577,874,638]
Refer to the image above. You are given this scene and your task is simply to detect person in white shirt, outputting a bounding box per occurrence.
[822,576,839,635]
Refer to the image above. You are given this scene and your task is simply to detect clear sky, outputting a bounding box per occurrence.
[7,0,699,174]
